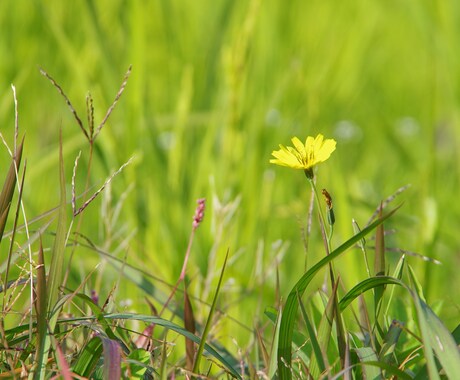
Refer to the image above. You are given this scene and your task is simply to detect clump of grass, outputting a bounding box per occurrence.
[0,71,241,379]
[1,72,459,380]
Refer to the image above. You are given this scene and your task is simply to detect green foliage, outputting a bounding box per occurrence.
[276,220,460,378]
[0,0,459,378]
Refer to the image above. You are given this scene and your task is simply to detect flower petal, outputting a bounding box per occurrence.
[270,146,305,168]
[316,139,336,162]
[305,135,316,150]
[270,134,336,171]
[313,134,325,153]
[291,137,306,158]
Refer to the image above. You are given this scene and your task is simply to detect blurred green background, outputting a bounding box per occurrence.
[1,0,459,348]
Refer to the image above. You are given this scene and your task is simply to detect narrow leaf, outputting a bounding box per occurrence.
[384,254,406,317]
[298,293,327,378]
[417,298,460,379]
[72,336,104,377]
[125,349,151,378]
[55,340,73,380]
[379,320,403,363]
[37,131,68,380]
[193,250,229,375]
[33,240,47,378]
[267,307,282,379]
[184,284,196,371]
[408,264,426,302]
[47,130,68,311]
[373,205,385,336]
[102,337,121,380]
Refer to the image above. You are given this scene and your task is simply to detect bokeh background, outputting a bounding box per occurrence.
[1,0,459,348]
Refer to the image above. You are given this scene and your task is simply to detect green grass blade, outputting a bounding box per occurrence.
[408,264,426,302]
[384,254,406,317]
[124,349,151,379]
[72,336,104,377]
[33,241,47,379]
[32,132,68,380]
[408,266,438,379]
[356,361,412,380]
[298,292,327,378]
[354,347,382,380]
[373,206,386,339]
[416,299,460,379]
[452,323,460,344]
[408,266,460,379]
[373,206,385,277]
[193,250,231,376]
[339,276,403,312]
[0,208,9,246]
[379,320,403,363]
[47,130,68,311]
[277,205,401,379]
[267,307,282,379]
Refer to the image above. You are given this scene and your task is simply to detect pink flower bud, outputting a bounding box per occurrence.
[192,198,206,229]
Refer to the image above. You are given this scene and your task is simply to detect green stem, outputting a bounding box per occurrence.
[308,178,332,253]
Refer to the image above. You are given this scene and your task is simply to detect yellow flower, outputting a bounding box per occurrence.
[270,134,336,177]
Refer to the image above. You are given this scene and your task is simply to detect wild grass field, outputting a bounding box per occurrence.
[0,1,459,378]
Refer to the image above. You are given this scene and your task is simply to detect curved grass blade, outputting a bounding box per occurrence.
[277,205,401,379]
[339,276,403,312]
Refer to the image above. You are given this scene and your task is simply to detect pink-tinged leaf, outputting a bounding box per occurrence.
[102,337,121,380]
[135,323,154,350]
[0,136,24,245]
[55,342,73,380]
[184,286,196,371]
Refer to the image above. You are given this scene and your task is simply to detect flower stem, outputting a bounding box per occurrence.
[308,178,332,253]
[308,178,337,294]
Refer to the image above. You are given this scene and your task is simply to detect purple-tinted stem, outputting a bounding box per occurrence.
[159,198,205,317]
